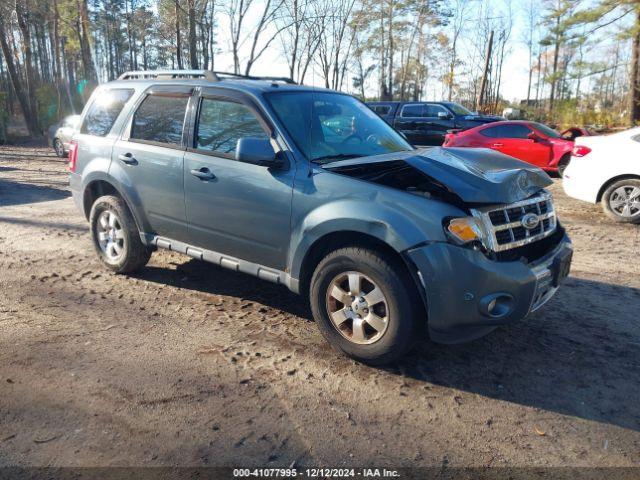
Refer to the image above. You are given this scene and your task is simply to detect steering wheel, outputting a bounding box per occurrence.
[341,133,363,145]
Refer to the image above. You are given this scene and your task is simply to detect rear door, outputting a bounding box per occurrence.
[182,88,294,270]
[111,85,191,241]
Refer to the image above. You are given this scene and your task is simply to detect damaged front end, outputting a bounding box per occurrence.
[321,146,571,344]
[323,146,563,264]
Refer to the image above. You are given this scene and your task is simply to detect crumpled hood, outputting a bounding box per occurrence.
[322,146,552,204]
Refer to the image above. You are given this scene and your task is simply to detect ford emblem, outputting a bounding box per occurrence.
[521,213,540,230]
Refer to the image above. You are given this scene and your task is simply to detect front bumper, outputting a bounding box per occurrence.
[406,234,572,344]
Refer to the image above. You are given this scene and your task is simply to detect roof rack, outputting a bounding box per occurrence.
[118,70,218,81]
[117,69,296,84]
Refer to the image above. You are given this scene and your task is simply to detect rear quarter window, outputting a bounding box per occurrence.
[80,89,134,137]
[130,94,189,146]
[372,105,391,115]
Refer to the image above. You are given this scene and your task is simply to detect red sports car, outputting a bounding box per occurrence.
[443,121,574,175]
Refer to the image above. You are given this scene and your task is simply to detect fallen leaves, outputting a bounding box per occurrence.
[534,426,546,436]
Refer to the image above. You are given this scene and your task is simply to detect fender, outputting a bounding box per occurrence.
[287,198,444,280]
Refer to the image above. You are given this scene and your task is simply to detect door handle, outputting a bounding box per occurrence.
[190,167,215,180]
[118,153,137,164]
[491,143,504,147]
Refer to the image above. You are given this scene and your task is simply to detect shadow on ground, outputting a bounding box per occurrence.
[135,259,640,433]
[0,178,70,207]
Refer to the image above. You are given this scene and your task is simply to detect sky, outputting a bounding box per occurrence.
[201,0,625,103]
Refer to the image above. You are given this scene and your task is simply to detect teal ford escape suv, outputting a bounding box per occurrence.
[69,70,572,364]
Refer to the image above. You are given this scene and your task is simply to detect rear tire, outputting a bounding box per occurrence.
[601,179,640,224]
[557,154,570,178]
[89,195,152,273]
[309,247,423,365]
[53,138,66,158]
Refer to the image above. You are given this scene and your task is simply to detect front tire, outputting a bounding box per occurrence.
[601,179,640,224]
[310,247,423,365]
[89,195,152,273]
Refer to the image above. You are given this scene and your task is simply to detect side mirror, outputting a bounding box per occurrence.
[527,132,540,142]
[438,111,452,119]
[235,137,282,168]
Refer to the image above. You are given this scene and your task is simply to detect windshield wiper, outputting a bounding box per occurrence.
[312,153,363,164]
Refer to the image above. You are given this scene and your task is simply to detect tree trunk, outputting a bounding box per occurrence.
[548,16,561,113]
[386,0,394,100]
[14,0,40,131]
[0,20,40,136]
[77,0,98,84]
[175,0,183,69]
[477,30,493,111]
[188,0,198,68]
[630,8,640,125]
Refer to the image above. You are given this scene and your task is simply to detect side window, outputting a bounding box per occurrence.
[501,125,532,139]
[481,126,501,138]
[80,89,134,137]
[373,105,391,115]
[195,98,268,155]
[424,104,449,117]
[481,125,531,139]
[401,104,424,117]
[130,94,189,146]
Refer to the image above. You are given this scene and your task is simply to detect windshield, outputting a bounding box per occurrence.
[446,103,473,116]
[533,122,561,138]
[267,92,413,164]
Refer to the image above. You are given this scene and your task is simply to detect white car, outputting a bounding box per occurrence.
[563,127,640,223]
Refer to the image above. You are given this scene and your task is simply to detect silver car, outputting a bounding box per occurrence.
[49,114,81,157]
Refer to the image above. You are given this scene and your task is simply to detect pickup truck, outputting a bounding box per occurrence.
[367,101,503,147]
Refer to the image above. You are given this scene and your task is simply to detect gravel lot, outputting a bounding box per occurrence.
[1,146,639,470]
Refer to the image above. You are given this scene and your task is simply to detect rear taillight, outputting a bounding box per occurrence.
[68,140,78,172]
[572,145,591,157]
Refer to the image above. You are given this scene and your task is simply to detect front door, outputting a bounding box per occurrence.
[393,103,430,146]
[183,90,294,270]
[492,124,552,168]
[423,103,455,145]
[111,87,192,241]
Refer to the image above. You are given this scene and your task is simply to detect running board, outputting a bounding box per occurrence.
[140,233,299,293]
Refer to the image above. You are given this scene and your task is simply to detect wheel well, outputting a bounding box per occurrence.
[558,153,570,164]
[83,180,119,219]
[596,174,640,202]
[298,231,422,304]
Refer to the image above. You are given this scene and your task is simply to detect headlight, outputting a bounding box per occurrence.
[445,217,483,245]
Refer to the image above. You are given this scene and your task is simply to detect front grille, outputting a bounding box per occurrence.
[472,191,557,253]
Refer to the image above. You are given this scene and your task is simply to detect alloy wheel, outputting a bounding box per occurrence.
[96,210,126,261]
[609,186,640,218]
[325,271,389,345]
[54,139,64,157]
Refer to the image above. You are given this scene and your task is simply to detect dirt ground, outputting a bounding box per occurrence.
[0,146,639,470]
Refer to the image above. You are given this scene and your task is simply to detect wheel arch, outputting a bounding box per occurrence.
[82,177,147,233]
[596,174,640,202]
[296,230,427,319]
